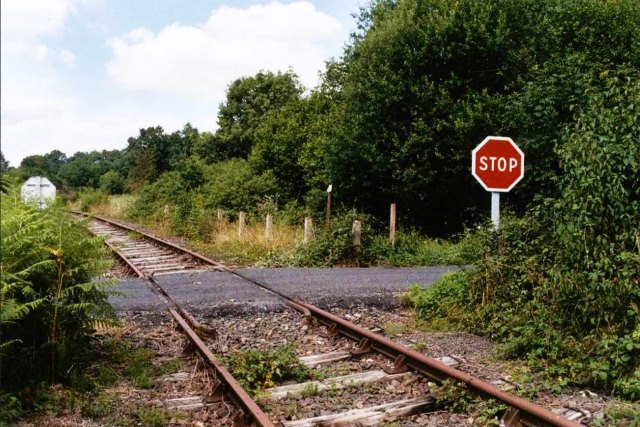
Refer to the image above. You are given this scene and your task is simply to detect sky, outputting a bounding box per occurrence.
[0,0,363,166]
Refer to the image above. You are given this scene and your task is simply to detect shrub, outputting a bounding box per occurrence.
[290,210,385,267]
[99,171,125,195]
[402,272,470,326]
[0,188,115,416]
[78,188,109,212]
[409,68,640,398]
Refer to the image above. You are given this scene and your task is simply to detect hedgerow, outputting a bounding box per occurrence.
[406,68,640,399]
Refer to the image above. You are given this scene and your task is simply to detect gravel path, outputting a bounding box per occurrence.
[109,266,458,316]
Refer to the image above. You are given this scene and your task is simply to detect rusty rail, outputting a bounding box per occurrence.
[288,301,578,427]
[76,211,274,426]
[77,211,580,427]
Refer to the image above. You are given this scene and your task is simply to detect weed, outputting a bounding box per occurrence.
[383,322,408,336]
[301,382,319,398]
[412,341,428,352]
[435,381,506,425]
[126,348,158,389]
[592,403,640,426]
[135,407,170,427]
[77,188,110,212]
[401,272,469,330]
[80,392,118,419]
[285,401,298,418]
[0,392,22,423]
[223,345,311,396]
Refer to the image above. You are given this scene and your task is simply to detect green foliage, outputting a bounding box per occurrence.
[201,159,278,213]
[224,345,311,395]
[280,211,384,267]
[99,170,125,195]
[0,151,9,174]
[0,392,23,423]
[57,149,128,189]
[125,124,197,188]
[593,403,640,426]
[0,189,115,405]
[402,273,469,328]
[78,188,109,212]
[382,230,483,266]
[216,71,304,159]
[412,68,639,398]
[327,0,640,233]
[127,159,278,239]
[135,407,170,427]
[434,380,506,425]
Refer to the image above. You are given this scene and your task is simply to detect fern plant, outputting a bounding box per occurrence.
[0,186,117,410]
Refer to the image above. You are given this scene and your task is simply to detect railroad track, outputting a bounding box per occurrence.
[75,211,586,427]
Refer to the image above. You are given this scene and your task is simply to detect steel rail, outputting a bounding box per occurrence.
[169,308,275,427]
[78,211,580,427]
[76,211,274,427]
[290,301,578,427]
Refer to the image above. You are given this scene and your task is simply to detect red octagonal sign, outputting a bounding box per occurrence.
[472,136,524,192]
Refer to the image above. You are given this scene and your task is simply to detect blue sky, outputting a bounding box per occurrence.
[1,0,363,166]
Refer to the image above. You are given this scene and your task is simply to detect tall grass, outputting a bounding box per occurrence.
[193,218,303,267]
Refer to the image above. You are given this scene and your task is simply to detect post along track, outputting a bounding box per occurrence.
[77,211,581,427]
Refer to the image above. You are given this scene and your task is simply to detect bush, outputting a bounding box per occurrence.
[383,230,483,267]
[288,210,385,267]
[402,272,470,326]
[78,188,109,212]
[0,188,115,417]
[99,171,125,195]
[408,69,640,398]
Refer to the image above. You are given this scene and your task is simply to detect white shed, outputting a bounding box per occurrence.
[21,176,56,208]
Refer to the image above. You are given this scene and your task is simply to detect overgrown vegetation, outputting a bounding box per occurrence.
[223,345,312,396]
[435,380,507,426]
[18,334,182,426]
[0,187,117,422]
[404,66,640,401]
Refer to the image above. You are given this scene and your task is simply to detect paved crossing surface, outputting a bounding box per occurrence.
[109,266,458,316]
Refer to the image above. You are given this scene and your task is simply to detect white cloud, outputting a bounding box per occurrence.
[0,0,74,37]
[106,1,341,99]
[0,0,81,165]
[1,109,191,165]
[58,50,76,65]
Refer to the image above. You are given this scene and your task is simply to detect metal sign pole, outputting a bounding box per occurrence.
[491,192,500,230]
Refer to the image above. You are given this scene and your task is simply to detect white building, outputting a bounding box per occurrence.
[21,176,56,209]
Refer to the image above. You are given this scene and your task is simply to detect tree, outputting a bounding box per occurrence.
[202,159,278,213]
[126,125,195,187]
[19,155,49,178]
[216,71,304,159]
[326,0,640,234]
[99,170,125,195]
[0,151,9,173]
[250,89,339,207]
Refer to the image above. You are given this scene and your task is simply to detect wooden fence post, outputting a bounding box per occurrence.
[390,203,396,248]
[238,211,246,238]
[304,217,314,244]
[352,220,362,250]
[217,209,223,222]
[265,214,273,241]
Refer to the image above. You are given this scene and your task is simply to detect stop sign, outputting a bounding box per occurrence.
[472,136,524,192]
